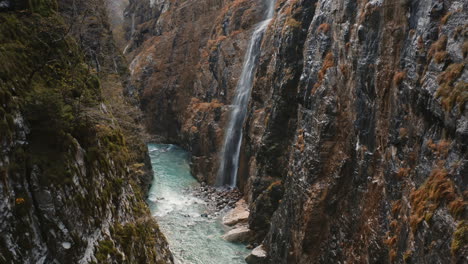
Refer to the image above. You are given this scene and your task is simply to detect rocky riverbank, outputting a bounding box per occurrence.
[192,183,243,215]
[125,0,468,263]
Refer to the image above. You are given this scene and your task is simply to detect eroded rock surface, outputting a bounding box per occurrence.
[223,199,250,226]
[127,0,467,263]
[0,1,173,263]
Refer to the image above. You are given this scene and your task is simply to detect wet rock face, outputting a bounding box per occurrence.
[0,0,28,10]
[0,1,173,263]
[129,0,467,263]
[126,0,264,183]
[243,0,467,263]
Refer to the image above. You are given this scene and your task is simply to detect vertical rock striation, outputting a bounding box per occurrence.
[0,0,173,263]
[125,0,265,183]
[127,0,467,263]
[244,0,467,263]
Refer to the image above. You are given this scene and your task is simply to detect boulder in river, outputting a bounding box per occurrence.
[223,199,249,226]
[221,225,253,243]
[245,245,267,264]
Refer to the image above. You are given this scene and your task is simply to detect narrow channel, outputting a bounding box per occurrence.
[146,144,250,264]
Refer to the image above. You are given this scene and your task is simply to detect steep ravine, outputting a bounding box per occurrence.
[127,0,467,263]
[0,0,173,263]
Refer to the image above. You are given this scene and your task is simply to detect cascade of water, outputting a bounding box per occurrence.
[131,13,136,35]
[217,0,276,187]
[123,13,136,54]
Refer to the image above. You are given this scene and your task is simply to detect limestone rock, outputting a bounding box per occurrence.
[223,199,250,226]
[245,245,267,264]
[221,224,253,243]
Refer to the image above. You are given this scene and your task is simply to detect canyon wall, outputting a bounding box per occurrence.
[125,0,268,183]
[128,0,467,263]
[245,0,467,263]
[0,0,173,263]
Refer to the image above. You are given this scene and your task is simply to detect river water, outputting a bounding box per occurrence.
[146,144,249,264]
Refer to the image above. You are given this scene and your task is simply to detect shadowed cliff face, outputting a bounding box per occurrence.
[125,0,268,183]
[0,1,173,263]
[244,0,467,263]
[128,0,467,263]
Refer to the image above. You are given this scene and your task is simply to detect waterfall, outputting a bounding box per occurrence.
[217,0,276,187]
[123,13,136,54]
[131,13,136,36]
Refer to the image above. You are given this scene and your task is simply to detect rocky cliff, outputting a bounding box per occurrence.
[124,0,271,183]
[128,0,467,263]
[0,0,173,263]
[245,0,467,263]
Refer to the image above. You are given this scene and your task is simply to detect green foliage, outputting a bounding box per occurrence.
[95,239,122,263]
[111,220,167,264]
[0,10,103,186]
[27,0,58,16]
[452,221,468,255]
[0,6,166,264]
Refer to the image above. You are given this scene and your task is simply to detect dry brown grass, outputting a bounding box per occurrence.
[417,36,424,50]
[296,129,305,152]
[207,35,227,51]
[345,42,351,52]
[399,127,408,138]
[441,12,452,25]
[285,18,301,29]
[428,35,447,59]
[317,23,330,34]
[318,52,334,80]
[403,250,413,262]
[435,63,466,111]
[438,63,464,84]
[389,249,397,263]
[462,41,468,58]
[391,200,402,217]
[396,167,410,180]
[410,168,457,232]
[190,98,223,112]
[434,51,448,63]
[449,198,466,219]
[426,139,451,158]
[339,64,349,76]
[385,236,397,247]
[393,71,406,85]
[267,180,282,191]
[311,52,334,94]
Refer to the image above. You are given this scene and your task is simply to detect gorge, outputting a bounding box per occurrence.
[1,0,467,264]
[147,144,249,263]
[217,0,276,187]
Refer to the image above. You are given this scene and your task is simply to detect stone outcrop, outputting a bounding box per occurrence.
[243,0,467,263]
[245,245,267,264]
[124,0,267,183]
[221,224,253,243]
[223,199,250,226]
[127,0,467,263]
[0,1,173,263]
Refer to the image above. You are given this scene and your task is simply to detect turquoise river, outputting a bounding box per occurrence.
[146,144,250,264]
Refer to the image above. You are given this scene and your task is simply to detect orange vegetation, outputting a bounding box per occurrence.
[396,167,410,180]
[426,139,451,158]
[393,71,406,86]
[428,35,447,61]
[15,198,25,204]
[317,23,330,34]
[409,168,457,232]
[189,98,223,112]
